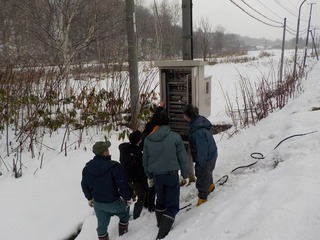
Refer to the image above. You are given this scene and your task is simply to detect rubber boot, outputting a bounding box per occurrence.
[118,222,128,236]
[208,183,215,194]
[98,233,109,240]
[179,178,187,186]
[156,214,174,239]
[196,197,207,206]
[133,203,144,219]
[148,186,156,212]
[188,174,196,183]
[144,189,149,208]
[155,209,165,227]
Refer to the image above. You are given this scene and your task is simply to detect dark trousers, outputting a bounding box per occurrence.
[153,173,180,218]
[195,159,216,199]
[129,181,146,206]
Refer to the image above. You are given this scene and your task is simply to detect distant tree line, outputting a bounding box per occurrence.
[1,0,311,67]
[1,0,301,66]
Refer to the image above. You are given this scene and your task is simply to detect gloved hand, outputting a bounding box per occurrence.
[148,178,154,188]
[127,198,134,206]
[88,198,94,207]
[180,178,190,187]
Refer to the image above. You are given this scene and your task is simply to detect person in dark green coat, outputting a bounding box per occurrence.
[143,111,189,240]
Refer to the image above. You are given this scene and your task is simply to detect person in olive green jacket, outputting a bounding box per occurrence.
[143,110,189,240]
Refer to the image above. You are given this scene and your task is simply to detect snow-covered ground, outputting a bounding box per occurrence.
[1,50,320,240]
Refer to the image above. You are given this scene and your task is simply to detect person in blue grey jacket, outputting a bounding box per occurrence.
[81,141,133,240]
[143,110,189,240]
[183,104,218,206]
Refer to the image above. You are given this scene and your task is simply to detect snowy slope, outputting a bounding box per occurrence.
[0,52,319,240]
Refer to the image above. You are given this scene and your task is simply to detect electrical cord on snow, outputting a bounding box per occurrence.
[272,131,318,150]
[217,130,318,186]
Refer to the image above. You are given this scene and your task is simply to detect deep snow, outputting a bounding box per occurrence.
[1,50,320,240]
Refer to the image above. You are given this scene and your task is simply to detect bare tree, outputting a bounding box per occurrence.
[195,17,212,61]
[212,25,226,56]
[152,0,164,59]
[18,0,125,97]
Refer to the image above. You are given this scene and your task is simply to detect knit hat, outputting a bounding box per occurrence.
[183,104,199,120]
[92,141,111,155]
[152,111,169,126]
[129,130,142,145]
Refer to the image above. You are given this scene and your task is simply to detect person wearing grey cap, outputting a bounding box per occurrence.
[81,140,133,240]
[183,104,218,207]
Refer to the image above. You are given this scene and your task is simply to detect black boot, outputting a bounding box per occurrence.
[118,222,128,236]
[155,209,165,227]
[98,233,109,240]
[156,214,174,239]
[133,203,144,219]
[148,186,156,212]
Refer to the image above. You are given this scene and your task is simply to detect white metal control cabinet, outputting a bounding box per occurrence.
[154,60,211,141]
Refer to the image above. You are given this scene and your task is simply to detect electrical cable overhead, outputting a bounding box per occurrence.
[240,0,283,25]
[286,28,296,36]
[285,27,308,38]
[287,25,309,34]
[254,0,309,35]
[274,0,297,18]
[284,0,300,11]
[256,0,285,21]
[229,0,283,28]
[256,0,300,32]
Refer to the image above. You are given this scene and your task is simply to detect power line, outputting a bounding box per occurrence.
[256,0,284,21]
[286,26,309,37]
[283,0,299,11]
[255,0,299,31]
[229,0,283,28]
[274,0,297,18]
[240,0,283,25]
[286,28,296,36]
[256,0,300,27]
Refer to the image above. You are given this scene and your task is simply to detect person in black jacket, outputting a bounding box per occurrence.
[81,141,133,240]
[119,130,147,219]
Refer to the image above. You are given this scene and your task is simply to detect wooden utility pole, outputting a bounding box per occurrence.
[293,0,307,79]
[279,18,286,83]
[303,3,316,69]
[182,0,193,60]
[126,0,140,129]
[310,30,319,60]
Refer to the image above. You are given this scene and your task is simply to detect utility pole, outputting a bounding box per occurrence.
[312,27,316,55]
[126,0,140,129]
[310,30,319,60]
[293,0,306,79]
[303,3,316,69]
[182,0,193,60]
[280,18,286,83]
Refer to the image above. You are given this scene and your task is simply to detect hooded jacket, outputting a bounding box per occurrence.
[188,115,218,169]
[81,155,132,203]
[143,125,189,179]
[118,142,147,183]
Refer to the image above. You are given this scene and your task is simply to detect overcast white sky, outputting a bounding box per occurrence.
[143,0,320,41]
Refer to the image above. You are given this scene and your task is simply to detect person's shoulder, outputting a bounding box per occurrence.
[119,142,130,150]
[83,158,94,167]
[109,160,121,166]
[169,129,181,138]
